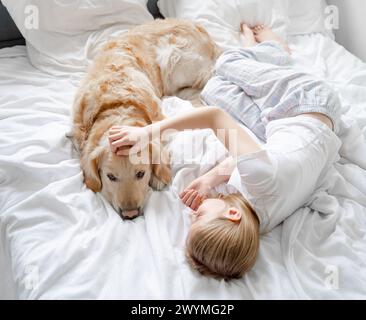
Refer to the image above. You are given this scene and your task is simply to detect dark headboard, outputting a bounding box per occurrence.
[0,1,25,48]
[147,0,164,19]
[0,0,164,49]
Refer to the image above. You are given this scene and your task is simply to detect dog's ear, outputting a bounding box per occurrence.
[81,144,104,193]
[149,141,172,191]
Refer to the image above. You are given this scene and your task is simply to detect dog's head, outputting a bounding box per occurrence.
[81,136,171,220]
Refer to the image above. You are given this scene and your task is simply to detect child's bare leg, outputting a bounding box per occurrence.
[240,23,258,48]
[252,25,291,54]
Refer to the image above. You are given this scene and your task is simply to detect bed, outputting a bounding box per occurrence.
[1,0,366,299]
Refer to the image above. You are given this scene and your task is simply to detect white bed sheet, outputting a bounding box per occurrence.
[0,33,366,299]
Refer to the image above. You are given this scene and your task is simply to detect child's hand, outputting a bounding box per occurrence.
[180,190,204,211]
[109,126,150,156]
[180,176,212,210]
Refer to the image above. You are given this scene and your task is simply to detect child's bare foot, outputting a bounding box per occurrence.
[240,23,258,48]
[252,25,291,54]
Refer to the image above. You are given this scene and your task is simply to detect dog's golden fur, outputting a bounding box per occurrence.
[71,19,220,218]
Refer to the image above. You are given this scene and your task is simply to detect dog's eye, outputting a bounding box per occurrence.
[107,173,117,182]
[136,171,145,180]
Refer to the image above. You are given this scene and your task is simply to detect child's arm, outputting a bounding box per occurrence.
[109,107,261,157]
[109,107,261,211]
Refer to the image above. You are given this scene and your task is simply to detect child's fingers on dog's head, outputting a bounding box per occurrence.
[109,129,120,135]
[109,131,127,141]
[110,126,122,131]
[111,137,130,148]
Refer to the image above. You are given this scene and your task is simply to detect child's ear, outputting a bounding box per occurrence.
[224,208,242,222]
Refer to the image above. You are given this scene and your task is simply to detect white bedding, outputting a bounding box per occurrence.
[1,33,366,299]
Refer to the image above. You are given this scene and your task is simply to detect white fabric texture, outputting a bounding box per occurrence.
[157,0,289,49]
[288,0,331,35]
[228,116,342,234]
[2,0,154,76]
[1,32,366,299]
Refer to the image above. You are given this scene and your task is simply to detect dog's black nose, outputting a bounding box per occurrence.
[119,207,142,220]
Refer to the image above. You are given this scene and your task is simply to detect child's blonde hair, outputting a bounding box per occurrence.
[186,193,259,280]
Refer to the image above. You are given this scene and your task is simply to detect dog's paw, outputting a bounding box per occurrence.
[149,176,169,191]
[65,131,74,139]
[65,131,81,153]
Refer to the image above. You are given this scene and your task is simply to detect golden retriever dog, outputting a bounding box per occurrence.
[71,19,220,219]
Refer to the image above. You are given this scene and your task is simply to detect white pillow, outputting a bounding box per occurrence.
[158,0,289,49]
[2,0,154,76]
[288,0,331,35]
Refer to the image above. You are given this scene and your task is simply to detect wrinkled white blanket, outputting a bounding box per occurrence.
[0,33,365,299]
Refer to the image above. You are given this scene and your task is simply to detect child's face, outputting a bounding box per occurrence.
[190,198,242,224]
